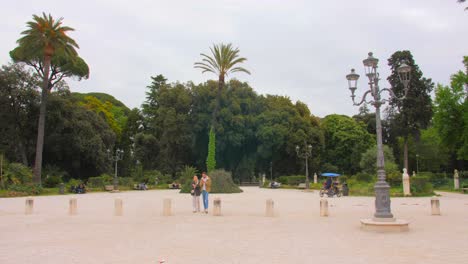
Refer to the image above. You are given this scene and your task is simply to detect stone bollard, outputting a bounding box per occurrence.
[265,199,274,217]
[163,198,172,216]
[320,198,328,217]
[454,169,460,190]
[69,198,77,215]
[25,197,34,215]
[114,198,123,216]
[213,198,222,216]
[431,196,440,215]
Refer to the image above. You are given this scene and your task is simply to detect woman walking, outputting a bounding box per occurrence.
[191,175,201,212]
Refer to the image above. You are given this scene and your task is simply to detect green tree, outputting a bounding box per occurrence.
[415,127,450,172]
[0,63,39,166]
[321,114,373,174]
[433,56,468,163]
[141,75,193,175]
[194,43,250,126]
[360,145,398,175]
[10,13,89,184]
[44,90,115,179]
[206,128,216,173]
[386,50,433,172]
[194,43,250,172]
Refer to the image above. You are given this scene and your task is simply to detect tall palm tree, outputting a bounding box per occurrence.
[194,43,250,127]
[14,13,79,184]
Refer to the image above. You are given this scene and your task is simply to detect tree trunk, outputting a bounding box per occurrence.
[33,55,51,185]
[18,140,28,166]
[403,136,409,173]
[211,75,225,128]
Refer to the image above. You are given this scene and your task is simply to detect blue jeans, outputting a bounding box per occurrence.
[202,190,209,210]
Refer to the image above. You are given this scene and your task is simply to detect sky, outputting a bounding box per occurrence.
[1,0,467,117]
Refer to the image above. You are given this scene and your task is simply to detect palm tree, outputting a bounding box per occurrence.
[194,43,250,126]
[14,13,80,184]
[194,43,250,172]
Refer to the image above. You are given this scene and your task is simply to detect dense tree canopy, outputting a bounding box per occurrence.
[386,50,433,171]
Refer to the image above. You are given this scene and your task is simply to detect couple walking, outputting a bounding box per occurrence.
[191,172,211,213]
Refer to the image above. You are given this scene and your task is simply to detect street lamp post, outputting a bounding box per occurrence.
[346,52,411,221]
[107,148,124,191]
[295,141,313,190]
[416,154,419,174]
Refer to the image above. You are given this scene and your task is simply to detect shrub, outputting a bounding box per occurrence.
[7,184,43,195]
[43,175,63,188]
[210,169,242,193]
[276,175,306,185]
[277,176,288,185]
[66,179,82,192]
[182,169,242,193]
[4,163,32,185]
[42,165,67,187]
[354,172,373,182]
[118,177,134,187]
[410,176,434,195]
[177,166,198,185]
[387,171,402,187]
[87,174,113,188]
[141,170,169,185]
[87,176,105,188]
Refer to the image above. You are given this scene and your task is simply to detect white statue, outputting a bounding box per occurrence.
[402,168,411,196]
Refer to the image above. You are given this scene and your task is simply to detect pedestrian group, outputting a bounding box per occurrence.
[191,172,211,213]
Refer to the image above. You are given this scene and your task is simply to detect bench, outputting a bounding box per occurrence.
[298,183,306,189]
[240,182,260,186]
[461,188,468,193]
[168,184,180,189]
[104,185,114,191]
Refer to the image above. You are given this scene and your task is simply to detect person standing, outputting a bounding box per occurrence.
[200,172,211,214]
[191,175,201,213]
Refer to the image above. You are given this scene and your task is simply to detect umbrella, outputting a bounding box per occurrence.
[321,172,341,177]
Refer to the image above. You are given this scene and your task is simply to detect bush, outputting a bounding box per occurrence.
[141,170,170,185]
[387,171,402,187]
[210,169,243,193]
[410,176,434,195]
[7,184,43,195]
[182,169,242,193]
[418,172,451,188]
[118,177,134,187]
[43,175,63,188]
[276,175,306,185]
[66,178,82,192]
[87,176,105,188]
[354,172,373,182]
[277,176,288,185]
[177,166,198,185]
[4,163,32,185]
[42,165,67,187]
[87,174,113,188]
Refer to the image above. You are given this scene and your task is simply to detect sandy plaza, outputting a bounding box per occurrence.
[1,187,467,264]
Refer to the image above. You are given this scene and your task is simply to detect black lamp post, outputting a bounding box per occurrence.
[295,142,313,190]
[107,148,124,191]
[346,52,411,221]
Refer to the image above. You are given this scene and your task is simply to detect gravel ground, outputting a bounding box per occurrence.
[0,187,467,264]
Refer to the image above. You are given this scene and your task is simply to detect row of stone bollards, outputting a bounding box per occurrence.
[23,196,443,217]
[318,196,443,217]
[25,197,125,216]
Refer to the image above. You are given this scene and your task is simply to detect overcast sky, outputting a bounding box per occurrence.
[1,0,467,117]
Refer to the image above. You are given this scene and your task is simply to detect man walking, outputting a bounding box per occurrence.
[200,172,211,214]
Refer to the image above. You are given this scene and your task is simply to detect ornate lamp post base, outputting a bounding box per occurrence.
[360,218,409,232]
